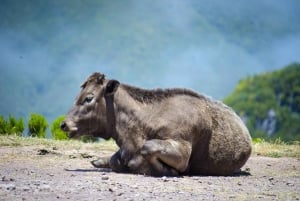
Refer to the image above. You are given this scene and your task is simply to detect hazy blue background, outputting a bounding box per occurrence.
[1,0,300,123]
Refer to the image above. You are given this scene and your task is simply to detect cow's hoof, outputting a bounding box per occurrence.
[91,159,109,168]
[127,155,144,170]
[141,140,161,156]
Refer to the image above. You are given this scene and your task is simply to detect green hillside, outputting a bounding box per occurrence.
[224,63,300,141]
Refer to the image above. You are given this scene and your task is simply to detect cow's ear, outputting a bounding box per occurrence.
[81,81,88,88]
[105,80,120,96]
[97,74,105,85]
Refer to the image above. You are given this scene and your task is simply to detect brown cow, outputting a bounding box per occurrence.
[61,72,252,176]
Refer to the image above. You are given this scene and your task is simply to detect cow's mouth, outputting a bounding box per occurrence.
[68,131,78,138]
[60,120,79,138]
[68,128,84,139]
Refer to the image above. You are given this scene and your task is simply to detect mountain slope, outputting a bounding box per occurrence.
[224,63,300,141]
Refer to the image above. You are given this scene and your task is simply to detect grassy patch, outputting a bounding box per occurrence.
[252,138,300,158]
[0,135,118,152]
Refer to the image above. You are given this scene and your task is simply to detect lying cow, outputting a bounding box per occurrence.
[61,72,252,176]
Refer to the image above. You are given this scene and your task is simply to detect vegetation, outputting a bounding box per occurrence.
[0,115,24,136]
[224,63,300,141]
[252,138,300,158]
[51,115,68,140]
[28,113,49,138]
[0,114,97,142]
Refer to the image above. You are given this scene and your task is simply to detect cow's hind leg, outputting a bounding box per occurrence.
[141,139,192,176]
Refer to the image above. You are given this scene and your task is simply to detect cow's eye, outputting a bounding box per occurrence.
[83,94,94,104]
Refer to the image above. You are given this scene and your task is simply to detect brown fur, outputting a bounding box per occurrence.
[61,72,252,176]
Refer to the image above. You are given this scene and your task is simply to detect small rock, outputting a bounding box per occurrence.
[37,149,50,155]
[81,153,93,158]
[39,184,51,191]
[101,176,109,180]
[268,177,274,181]
[161,176,169,182]
[245,167,251,172]
[5,184,16,191]
[69,155,77,159]
[2,176,8,181]
[23,186,30,192]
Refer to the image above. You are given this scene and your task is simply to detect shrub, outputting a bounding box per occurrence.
[0,115,24,136]
[8,115,25,136]
[51,116,68,140]
[0,116,8,134]
[28,113,48,138]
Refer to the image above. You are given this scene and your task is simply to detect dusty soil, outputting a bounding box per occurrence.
[0,145,299,201]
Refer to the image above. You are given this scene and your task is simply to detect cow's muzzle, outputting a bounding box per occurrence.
[60,121,67,131]
[60,120,78,132]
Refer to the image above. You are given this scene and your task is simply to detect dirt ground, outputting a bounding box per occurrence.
[0,145,299,201]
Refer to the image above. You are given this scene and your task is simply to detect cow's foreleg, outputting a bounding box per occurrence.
[141,139,192,176]
[91,156,111,168]
[91,150,130,173]
[109,150,130,173]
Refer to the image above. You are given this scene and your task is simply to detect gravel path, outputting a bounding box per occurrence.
[0,146,299,201]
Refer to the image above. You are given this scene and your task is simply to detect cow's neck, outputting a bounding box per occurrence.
[112,87,144,148]
[104,94,118,140]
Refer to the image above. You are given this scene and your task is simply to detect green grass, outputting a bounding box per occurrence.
[252,138,300,158]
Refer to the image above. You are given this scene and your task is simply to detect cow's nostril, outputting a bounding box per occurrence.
[60,121,67,131]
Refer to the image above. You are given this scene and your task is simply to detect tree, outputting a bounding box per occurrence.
[224,63,300,141]
[51,116,68,140]
[28,113,48,138]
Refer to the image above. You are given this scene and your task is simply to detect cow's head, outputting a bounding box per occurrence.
[60,72,119,139]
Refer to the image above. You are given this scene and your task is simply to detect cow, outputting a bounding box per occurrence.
[61,72,252,176]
